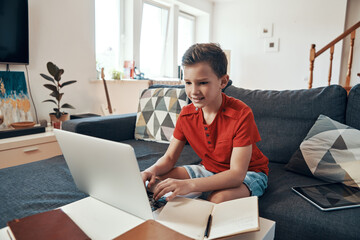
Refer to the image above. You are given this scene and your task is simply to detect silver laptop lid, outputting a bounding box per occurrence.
[54,129,153,220]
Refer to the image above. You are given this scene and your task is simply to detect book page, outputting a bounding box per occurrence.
[208,196,259,239]
[61,197,145,239]
[157,197,214,240]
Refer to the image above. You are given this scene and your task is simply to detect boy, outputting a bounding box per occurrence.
[141,43,268,203]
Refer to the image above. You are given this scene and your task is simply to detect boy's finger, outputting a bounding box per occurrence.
[166,192,177,201]
[155,185,172,200]
[148,175,157,190]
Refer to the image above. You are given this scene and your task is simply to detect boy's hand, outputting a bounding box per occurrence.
[153,178,194,201]
[141,171,157,191]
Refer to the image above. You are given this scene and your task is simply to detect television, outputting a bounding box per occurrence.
[0,0,29,65]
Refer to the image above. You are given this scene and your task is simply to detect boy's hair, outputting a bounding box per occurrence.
[181,43,228,78]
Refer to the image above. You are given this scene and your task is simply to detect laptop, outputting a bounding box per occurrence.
[54,129,165,220]
[292,182,360,211]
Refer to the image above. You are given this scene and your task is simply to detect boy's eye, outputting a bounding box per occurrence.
[185,81,191,85]
[200,82,208,85]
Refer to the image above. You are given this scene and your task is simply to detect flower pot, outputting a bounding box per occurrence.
[49,113,69,129]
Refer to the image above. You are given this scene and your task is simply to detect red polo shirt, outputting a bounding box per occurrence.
[173,93,269,175]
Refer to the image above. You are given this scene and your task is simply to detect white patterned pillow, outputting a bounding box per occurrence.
[135,88,188,143]
[286,115,360,188]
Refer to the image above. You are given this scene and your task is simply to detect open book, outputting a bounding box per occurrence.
[157,196,259,240]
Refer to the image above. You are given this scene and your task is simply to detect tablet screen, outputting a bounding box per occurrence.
[292,183,360,211]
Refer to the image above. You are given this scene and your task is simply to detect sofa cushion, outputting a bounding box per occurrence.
[134,88,188,143]
[286,115,360,188]
[346,83,360,130]
[224,85,347,164]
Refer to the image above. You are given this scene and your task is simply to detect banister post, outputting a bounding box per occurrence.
[328,45,334,86]
[345,30,356,93]
[309,44,316,89]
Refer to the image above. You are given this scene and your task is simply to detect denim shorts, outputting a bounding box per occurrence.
[183,164,268,199]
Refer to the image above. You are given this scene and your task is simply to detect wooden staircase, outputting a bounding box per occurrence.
[308,21,360,93]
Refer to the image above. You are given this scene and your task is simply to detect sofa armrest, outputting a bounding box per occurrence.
[62,113,137,142]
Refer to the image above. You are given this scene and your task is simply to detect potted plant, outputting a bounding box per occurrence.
[111,69,121,80]
[41,62,77,125]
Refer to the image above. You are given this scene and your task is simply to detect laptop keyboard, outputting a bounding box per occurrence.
[147,190,167,211]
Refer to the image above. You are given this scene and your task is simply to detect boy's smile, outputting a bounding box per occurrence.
[183,62,228,113]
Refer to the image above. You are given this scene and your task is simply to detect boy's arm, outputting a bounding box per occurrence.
[154,145,252,201]
[141,138,186,188]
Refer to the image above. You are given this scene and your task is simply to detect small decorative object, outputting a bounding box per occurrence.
[123,60,135,79]
[10,121,36,129]
[41,62,77,128]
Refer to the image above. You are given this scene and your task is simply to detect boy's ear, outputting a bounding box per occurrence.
[220,74,230,89]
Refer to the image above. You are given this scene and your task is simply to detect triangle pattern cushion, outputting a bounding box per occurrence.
[135,87,188,143]
[286,115,360,188]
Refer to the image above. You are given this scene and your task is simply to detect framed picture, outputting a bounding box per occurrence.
[264,38,280,52]
[259,23,273,38]
[0,71,34,129]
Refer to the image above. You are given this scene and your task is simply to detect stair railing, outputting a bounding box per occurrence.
[308,21,360,92]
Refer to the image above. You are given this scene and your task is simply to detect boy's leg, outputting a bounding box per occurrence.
[208,184,250,203]
[208,171,268,203]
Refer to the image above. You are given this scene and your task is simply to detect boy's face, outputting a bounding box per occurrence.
[183,62,228,111]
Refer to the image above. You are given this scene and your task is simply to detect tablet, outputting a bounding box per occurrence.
[292,183,360,211]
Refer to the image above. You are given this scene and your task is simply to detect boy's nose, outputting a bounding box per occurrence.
[191,85,200,94]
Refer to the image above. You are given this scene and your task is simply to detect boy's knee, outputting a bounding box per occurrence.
[208,192,227,204]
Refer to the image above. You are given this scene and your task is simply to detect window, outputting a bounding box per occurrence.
[95,0,121,79]
[178,12,195,65]
[94,0,210,80]
[140,2,169,78]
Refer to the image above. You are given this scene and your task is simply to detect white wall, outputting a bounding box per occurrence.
[212,0,348,90]
[340,0,360,87]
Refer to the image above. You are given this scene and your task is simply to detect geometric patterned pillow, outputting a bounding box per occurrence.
[286,115,360,188]
[134,88,188,143]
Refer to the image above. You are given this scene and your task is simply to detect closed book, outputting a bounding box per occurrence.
[114,219,194,240]
[7,209,90,240]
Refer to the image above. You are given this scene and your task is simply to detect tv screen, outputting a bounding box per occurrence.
[0,0,29,64]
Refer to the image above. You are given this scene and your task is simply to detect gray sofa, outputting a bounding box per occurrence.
[62,83,360,240]
[0,83,359,240]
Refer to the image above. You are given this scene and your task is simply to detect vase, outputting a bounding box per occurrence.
[49,113,69,129]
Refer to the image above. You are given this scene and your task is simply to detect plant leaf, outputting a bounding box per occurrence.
[50,91,58,98]
[47,62,59,77]
[43,84,58,92]
[54,69,64,81]
[50,92,63,101]
[61,103,75,109]
[60,80,77,88]
[42,99,57,105]
[40,74,55,83]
